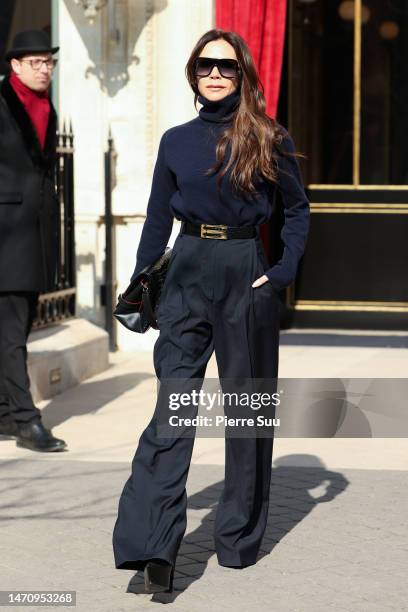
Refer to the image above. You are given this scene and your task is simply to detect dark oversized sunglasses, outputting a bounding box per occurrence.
[194,57,241,79]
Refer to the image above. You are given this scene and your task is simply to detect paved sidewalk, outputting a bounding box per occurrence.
[0,329,407,611]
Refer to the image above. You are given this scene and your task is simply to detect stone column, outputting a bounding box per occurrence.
[57,0,214,350]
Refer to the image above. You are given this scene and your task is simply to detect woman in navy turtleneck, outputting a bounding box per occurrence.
[131,67,309,291]
[113,30,310,594]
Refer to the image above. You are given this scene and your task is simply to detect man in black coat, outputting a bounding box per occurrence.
[0,30,67,452]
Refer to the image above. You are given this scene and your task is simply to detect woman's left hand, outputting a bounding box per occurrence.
[252,274,270,288]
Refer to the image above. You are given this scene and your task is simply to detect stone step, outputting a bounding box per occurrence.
[28,318,109,403]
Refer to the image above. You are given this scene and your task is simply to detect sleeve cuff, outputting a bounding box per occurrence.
[264,267,293,292]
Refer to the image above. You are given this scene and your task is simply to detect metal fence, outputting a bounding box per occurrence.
[102,129,118,351]
[32,122,76,330]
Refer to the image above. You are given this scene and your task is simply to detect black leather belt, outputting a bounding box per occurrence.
[180,220,257,240]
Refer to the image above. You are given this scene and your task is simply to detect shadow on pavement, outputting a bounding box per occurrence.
[40,372,156,428]
[125,455,349,602]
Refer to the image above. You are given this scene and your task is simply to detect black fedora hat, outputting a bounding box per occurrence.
[5,29,59,62]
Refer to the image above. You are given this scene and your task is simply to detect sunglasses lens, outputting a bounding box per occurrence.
[218,60,239,78]
[195,58,213,76]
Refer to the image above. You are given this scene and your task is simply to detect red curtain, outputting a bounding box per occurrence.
[216,0,288,256]
[216,0,287,119]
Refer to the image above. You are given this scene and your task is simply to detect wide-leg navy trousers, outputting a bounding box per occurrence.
[112,228,280,570]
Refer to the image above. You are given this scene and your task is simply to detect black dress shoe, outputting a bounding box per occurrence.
[0,420,19,437]
[144,559,174,593]
[16,419,67,452]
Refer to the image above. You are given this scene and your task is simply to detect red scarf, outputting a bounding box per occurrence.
[9,71,51,149]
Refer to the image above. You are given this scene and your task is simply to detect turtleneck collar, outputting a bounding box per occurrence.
[197,87,241,123]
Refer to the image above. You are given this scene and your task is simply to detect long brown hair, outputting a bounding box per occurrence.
[185,29,303,198]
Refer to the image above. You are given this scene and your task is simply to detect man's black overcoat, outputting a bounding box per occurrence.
[0,75,58,292]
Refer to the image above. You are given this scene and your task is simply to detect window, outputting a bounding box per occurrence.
[289,0,408,186]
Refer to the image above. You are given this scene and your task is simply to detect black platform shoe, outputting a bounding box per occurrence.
[144,559,174,593]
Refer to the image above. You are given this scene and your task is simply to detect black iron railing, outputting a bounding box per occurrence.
[32,122,76,330]
[102,129,118,351]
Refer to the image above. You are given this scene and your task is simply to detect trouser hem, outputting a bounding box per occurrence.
[218,558,257,568]
[115,553,175,571]
[0,413,42,425]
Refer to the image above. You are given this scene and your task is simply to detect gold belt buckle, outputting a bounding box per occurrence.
[200,224,228,239]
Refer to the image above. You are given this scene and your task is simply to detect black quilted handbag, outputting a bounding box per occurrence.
[113,246,173,333]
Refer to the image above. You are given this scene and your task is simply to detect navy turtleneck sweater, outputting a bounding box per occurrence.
[131,87,310,291]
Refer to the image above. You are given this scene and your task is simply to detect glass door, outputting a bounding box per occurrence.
[286,0,408,329]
